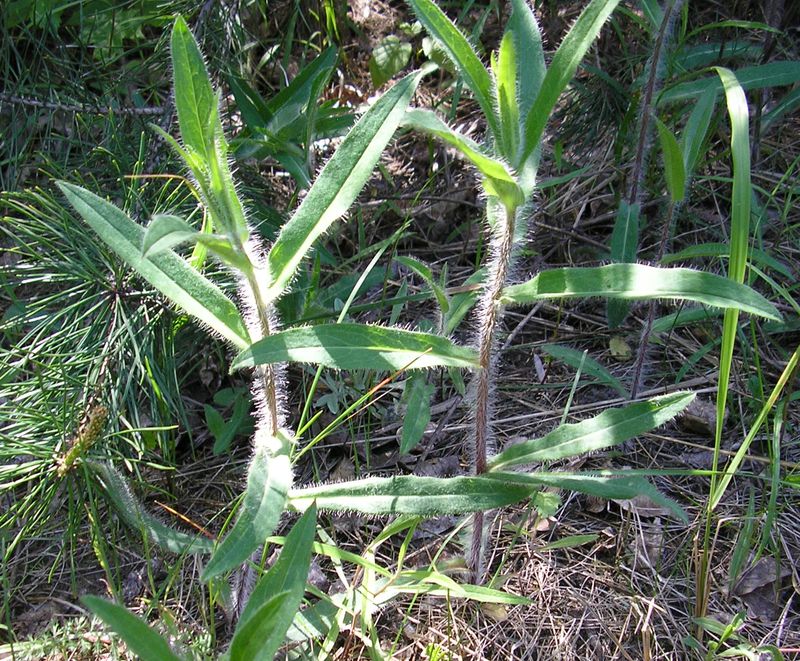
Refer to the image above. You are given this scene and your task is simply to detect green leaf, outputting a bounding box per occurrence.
[231,505,318,661]
[492,31,519,159]
[201,431,292,580]
[395,255,449,313]
[170,16,216,157]
[501,264,781,321]
[229,592,292,661]
[519,0,622,179]
[400,373,435,455]
[710,67,753,508]
[401,109,520,199]
[266,47,338,118]
[89,461,214,555]
[57,182,251,349]
[655,117,686,202]
[606,200,640,328]
[288,474,538,515]
[407,0,499,140]
[487,472,688,522]
[231,323,479,372]
[82,596,183,661]
[507,0,545,158]
[538,343,628,397]
[266,69,425,301]
[142,214,198,256]
[681,86,717,177]
[488,393,694,471]
[661,243,792,279]
[370,36,413,88]
[659,61,800,104]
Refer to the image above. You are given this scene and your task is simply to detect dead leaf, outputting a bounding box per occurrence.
[733,557,790,596]
[480,602,509,622]
[615,494,673,518]
[634,518,664,569]
[678,397,721,437]
[330,457,355,482]
[584,494,607,514]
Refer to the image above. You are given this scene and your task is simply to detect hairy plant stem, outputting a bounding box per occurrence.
[470,202,517,581]
[246,270,282,435]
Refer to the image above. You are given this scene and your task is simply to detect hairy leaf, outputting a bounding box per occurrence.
[407,0,499,139]
[489,393,694,471]
[501,264,780,321]
[266,69,425,300]
[232,323,479,372]
[58,182,251,349]
[201,431,292,580]
[288,474,538,515]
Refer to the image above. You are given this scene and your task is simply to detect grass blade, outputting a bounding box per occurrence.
[488,393,694,471]
[681,86,717,176]
[266,69,425,301]
[57,183,251,349]
[171,16,216,157]
[231,323,479,371]
[519,0,622,172]
[407,0,499,139]
[709,67,752,508]
[288,475,538,515]
[501,264,780,320]
[201,431,292,580]
[82,596,184,661]
[659,61,800,104]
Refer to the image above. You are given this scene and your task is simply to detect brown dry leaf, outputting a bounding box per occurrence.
[615,494,674,518]
[584,494,607,514]
[678,397,721,437]
[480,602,509,622]
[330,457,356,482]
[733,557,790,596]
[634,518,664,569]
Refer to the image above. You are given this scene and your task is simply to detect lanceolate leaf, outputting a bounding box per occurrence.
[486,472,688,522]
[171,16,216,157]
[488,393,695,471]
[82,596,183,661]
[237,505,317,627]
[201,431,292,580]
[231,506,317,661]
[142,214,198,256]
[407,0,499,139]
[538,343,629,397]
[661,243,791,279]
[659,61,800,105]
[401,109,517,187]
[492,31,519,159]
[519,0,622,173]
[229,592,292,661]
[400,373,435,455]
[501,264,780,321]
[655,117,686,202]
[89,461,214,555]
[57,182,251,349]
[288,475,538,515]
[508,0,545,146]
[266,70,425,301]
[231,323,479,372]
